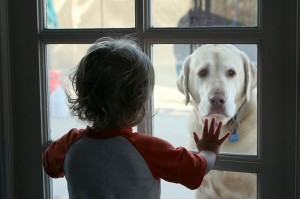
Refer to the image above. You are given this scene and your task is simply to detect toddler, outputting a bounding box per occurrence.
[43,36,230,199]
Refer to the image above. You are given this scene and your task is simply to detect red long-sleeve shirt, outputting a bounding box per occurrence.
[43,127,207,199]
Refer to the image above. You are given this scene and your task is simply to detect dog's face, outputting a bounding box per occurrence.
[177,44,257,125]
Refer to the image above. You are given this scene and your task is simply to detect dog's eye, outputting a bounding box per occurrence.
[198,69,208,78]
[226,69,236,77]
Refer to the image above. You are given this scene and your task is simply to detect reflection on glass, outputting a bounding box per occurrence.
[152,0,257,27]
[45,0,135,29]
[153,44,257,156]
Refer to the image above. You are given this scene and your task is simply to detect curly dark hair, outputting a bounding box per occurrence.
[67,36,155,130]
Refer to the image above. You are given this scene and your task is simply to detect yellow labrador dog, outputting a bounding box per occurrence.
[177,44,257,199]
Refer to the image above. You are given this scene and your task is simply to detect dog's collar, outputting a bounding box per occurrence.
[227,98,247,142]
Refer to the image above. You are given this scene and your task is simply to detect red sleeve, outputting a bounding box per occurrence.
[43,128,84,178]
[125,133,207,190]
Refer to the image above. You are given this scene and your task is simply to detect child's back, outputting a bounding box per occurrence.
[64,128,160,199]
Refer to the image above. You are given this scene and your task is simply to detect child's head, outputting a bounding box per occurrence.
[68,36,154,129]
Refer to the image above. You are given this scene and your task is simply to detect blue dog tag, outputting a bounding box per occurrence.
[229,129,239,142]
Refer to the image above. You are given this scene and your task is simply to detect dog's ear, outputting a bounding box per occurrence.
[177,55,191,105]
[241,51,257,102]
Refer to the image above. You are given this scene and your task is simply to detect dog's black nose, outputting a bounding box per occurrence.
[209,94,225,105]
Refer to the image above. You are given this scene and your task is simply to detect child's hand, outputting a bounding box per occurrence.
[193,118,230,155]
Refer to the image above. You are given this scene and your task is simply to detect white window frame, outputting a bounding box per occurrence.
[0,0,299,198]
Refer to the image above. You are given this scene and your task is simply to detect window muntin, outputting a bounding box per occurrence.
[41,1,261,199]
[45,0,135,29]
[151,0,258,28]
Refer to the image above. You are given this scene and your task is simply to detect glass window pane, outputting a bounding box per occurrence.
[47,44,89,140]
[45,0,135,29]
[197,170,257,198]
[151,0,258,27]
[152,44,257,156]
[47,44,138,198]
[52,178,68,199]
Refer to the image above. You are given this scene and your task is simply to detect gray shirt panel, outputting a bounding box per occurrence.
[64,135,161,199]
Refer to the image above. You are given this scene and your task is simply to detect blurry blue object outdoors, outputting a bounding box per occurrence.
[47,0,58,28]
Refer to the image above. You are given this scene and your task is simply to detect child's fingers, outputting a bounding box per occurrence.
[208,118,216,134]
[203,119,209,137]
[218,132,231,144]
[193,132,200,143]
[215,121,222,138]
